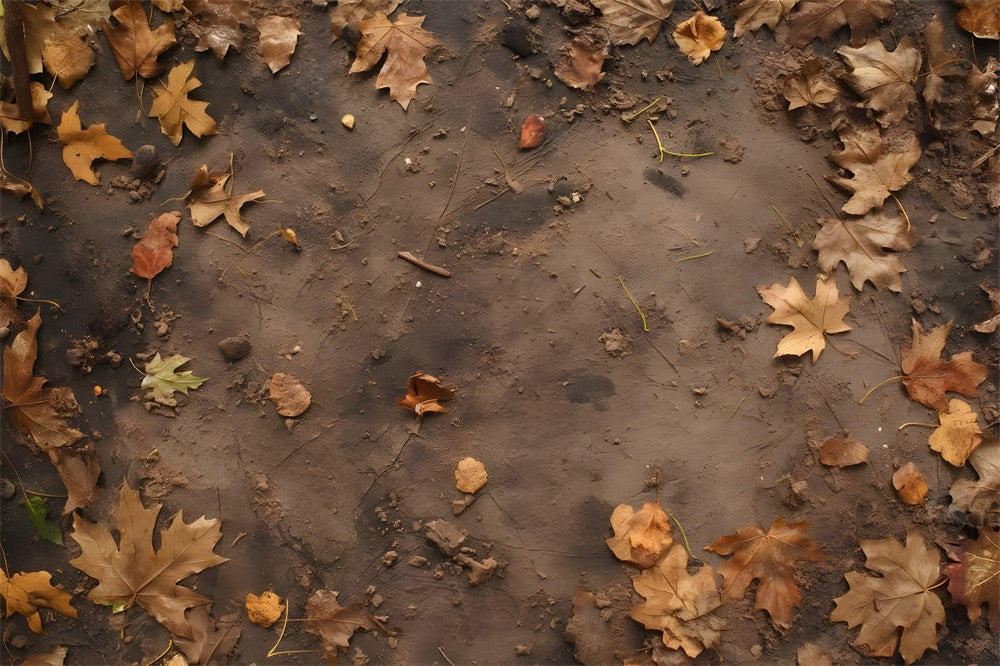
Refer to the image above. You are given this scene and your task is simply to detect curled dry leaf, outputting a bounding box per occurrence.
[131,211,180,281]
[0,172,45,210]
[149,60,218,146]
[185,0,253,59]
[520,113,547,149]
[974,284,1000,333]
[606,500,673,569]
[258,16,301,74]
[455,457,487,494]
[673,12,726,65]
[555,29,608,91]
[269,372,311,417]
[968,58,1000,137]
[826,124,921,215]
[945,527,999,629]
[0,81,52,134]
[780,0,894,47]
[141,353,208,406]
[958,0,1000,39]
[892,462,928,505]
[591,0,675,46]
[305,590,387,662]
[349,13,440,110]
[56,101,132,185]
[900,319,988,411]
[929,399,982,467]
[812,212,918,292]
[950,437,999,524]
[102,0,177,80]
[818,436,870,467]
[0,569,77,633]
[245,590,284,627]
[734,0,799,37]
[0,258,27,331]
[331,0,402,41]
[757,276,851,362]
[187,164,265,237]
[783,58,837,110]
[397,371,455,416]
[837,37,921,126]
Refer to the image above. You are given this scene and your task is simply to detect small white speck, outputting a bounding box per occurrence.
[760,476,764,481]
[882,444,889,449]
[877,427,882,432]
[415,281,422,288]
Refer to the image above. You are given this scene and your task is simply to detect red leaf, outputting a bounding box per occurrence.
[131,211,180,280]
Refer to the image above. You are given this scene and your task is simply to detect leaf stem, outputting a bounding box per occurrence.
[141,639,172,666]
[892,194,911,231]
[617,275,649,332]
[676,250,713,262]
[859,375,904,404]
[623,98,661,123]
[898,422,936,431]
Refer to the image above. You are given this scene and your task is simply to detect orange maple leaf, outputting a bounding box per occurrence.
[901,319,988,411]
[56,101,132,185]
[397,371,454,416]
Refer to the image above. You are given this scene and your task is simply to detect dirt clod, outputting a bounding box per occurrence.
[218,332,251,361]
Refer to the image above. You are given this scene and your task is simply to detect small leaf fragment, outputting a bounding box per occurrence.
[25,496,63,545]
[397,371,455,416]
[305,590,386,660]
[187,164,264,237]
[818,436,870,467]
[258,15,300,74]
[245,590,284,627]
[606,500,673,569]
[929,399,983,467]
[455,457,487,494]
[949,437,1000,524]
[892,462,928,505]
[56,101,132,185]
[783,58,838,110]
[673,12,726,65]
[131,211,180,281]
[149,60,218,145]
[268,373,311,417]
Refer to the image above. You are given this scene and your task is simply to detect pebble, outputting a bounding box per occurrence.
[1,478,15,500]
[131,145,157,179]
[218,333,251,361]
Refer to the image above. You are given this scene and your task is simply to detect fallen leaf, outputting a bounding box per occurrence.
[305,590,386,663]
[922,15,965,119]
[153,0,184,10]
[757,276,852,361]
[149,60,218,145]
[245,590,284,628]
[555,29,608,91]
[945,527,999,629]
[186,164,264,237]
[350,13,440,110]
[184,0,252,59]
[958,0,1000,38]
[734,0,799,37]
[70,483,228,652]
[818,435,870,467]
[974,284,1000,333]
[258,15,300,74]
[268,372,311,417]
[826,124,921,215]
[56,101,132,185]
[174,605,241,664]
[780,0,894,47]
[830,530,944,664]
[25,496,63,545]
[929,399,983,467]
[0,258,27,331]
[131,211,180,281]
[520,113,546,149]
[565,590,619,666]
[0,569,77,633]
[0,3,95,88]
[49,445,100,515]
[22,645,68,666]
[706,517,824,628]
[141,353,207,406]
[606,500,673,569]
[837,37,921,126]
[630,543,724,657]
[783,58,838,110]
[796,642,832,666]
[0,172,45,210]
[591,0,675,46]
[0,1,55,73]
[0,81,52,134]
[397,371,454,416]
[330,0,402,41]
[900,319,988,411]
[950,437,1000,523]
[892,462,928,505]
[673,12,726,65]
[102,0,176,79]
[968,58,1000,137]
[812,212,918,292]
[455,457,487,494]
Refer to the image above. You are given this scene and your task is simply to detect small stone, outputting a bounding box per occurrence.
[525,4,541,20]
[424,519,466,556]
[131,145,157,179]
[750,644,763,658]
[218,332,251,361]
[370,593,384,608]
[408,555,428,567]
[1,478,16,500]
[382,550,399,567]
[514,644,532,656]
[387,636,399,649]
[520,114,546,149]
[341,114,355,130]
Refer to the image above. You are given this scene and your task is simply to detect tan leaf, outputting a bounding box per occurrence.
[923,15,965,116]
[186,164,264,237]
[185,0,252,59]
[56,101,131,185]
[0,2,54,73]
[245,590,284,627]
[945,526,999,629]
[591,0,675,45]
[757,276,851,361]
[48,444,100,514]
[812,212,917,292]
[826,124,921,215]
[780,0,894,47]
[0,172,45,210]
[958,0,1000,39]
[153,0,184,10]
[837,37,921,126]
[131,211,180,281]
[0,569,77,634]
[41,26,95,89]
[350,13,440,110]
[796,642,832,666]
[268,372,311,417]
[818,436,870,467]
[974,284,1000,333]
[606,501,673,569]
[555,29,608,91]
[455,457,487,494]
[900,319,988,411]
[929,399,983,467]
[830,531,944,664]
[149,60,218,145]
[892,462,928,505]
[305,590,386,662]
[950,437,1000,524]
[397,371,455,416]
[330,0,402,41]
[673,12,725,65]
[783,58,838,110]
[0,81,52,134]
[734,0,799,37]
[258,15,300,74]
[0,258,27,331]
[968,58,999,137]
[102,0,177,80]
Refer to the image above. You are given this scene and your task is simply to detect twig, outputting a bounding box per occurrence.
[676,251,713,262]
[970,142,1000,171]
[617,276,648,332]
[623,97,661,123]
[141,640,172,666]
[397,251,451,277]
[891,193,911,231]
[438,646,457,666]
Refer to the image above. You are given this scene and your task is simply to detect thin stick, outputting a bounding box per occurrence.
[438,646,457,666]
[623,97,661,123]
[617,276,648,332]
[891,194,911,231]
[727,395,747,420]
[397,251,451,278]
[648,119,666,164]
[807,172,841,218]
[770,203,795,236]
[859,375,904,404]
[676,251,713,262]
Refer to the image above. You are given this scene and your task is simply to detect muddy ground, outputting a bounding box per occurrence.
[1,0,998,664]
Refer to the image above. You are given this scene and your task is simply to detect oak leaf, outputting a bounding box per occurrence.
[268,372,311,417]
[591,0,675,46]
[184,0,252,59]
[397,371,454,416]
[837,37,921,126]
[950,437,1000,524]
[305,590,387,662]
[0,258,27,331]
[830,531,944,664]
[826,124,920,215]
[780,0,894,47]
[186,164,264,237]
[900,319,987,411]
[783,58,838,110]
[757,276,851,361]
[258,15,300,74]
[245,590,284,628]
[0,569,77,633]
[929,399,983,467]
[102,0,176,80]
[0,81,52,134]
[455,457,487,494]
[812,212,917,292]
[141,353,207,406]
[733,0,799,37]
[673,12,726,65]
[706,517,825,628]
[131,211,180,281]
[70,483,228,650]
[555,30,608,91]
[149,60,218,145]
[974,284,1000,333]
[330,0,402,41]
[630,544,723,657]
[818,435,870,467]
[945,527,999,629]
[56,101,132,185]
[892,462,927,505]
[606,500,673,569]
[350,13,440,110]
[958,0,1000,39]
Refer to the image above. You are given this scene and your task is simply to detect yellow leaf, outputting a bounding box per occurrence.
[929,399,983,467]
[757,276,851,361]
[56,101,131,185]
[0,569,77,633]
[245,590,284,627]
[606,500,673,569]
[673,12,726,65]
[149,60,218,145]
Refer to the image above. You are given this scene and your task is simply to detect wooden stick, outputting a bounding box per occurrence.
[397,251,451,277]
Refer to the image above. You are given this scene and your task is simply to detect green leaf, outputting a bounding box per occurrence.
[140,353,208,405]
[25,496,63,545]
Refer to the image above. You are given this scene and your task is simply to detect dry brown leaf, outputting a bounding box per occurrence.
[606,501,673,568]
[330,0,402,41]
[397,371,455,416]
[149,60,218,145]
[268,373,311,417]
[555,30,608,91]
[131,211,180,281]
[455,457,487,494]
[22,646,68,666]
[0,2,55,73]
[565,590,620,666]
[258,15,301,74]
[102,0,176,79]
[900,319,988,411]
[0,569,77,633]
[826,124,921,215]
[0,172,45,210]
[830,531,944,664]
[153,0,184,10]
[958,0,1000,39]
[757,276,851,361]
[818,435,870,467]
[350,13,440,110]
[187,164,264,237]
[950,437,1000,525]
[245,590,284,627]
[922,15,965,117]
[49,445,100,515]
[974,284,1000,333]
[185,0,252,59]
[892,462,928,505]
[673,12,725,65]
[0,258,27,331]
[305,590,386,663]
[783,58,838,110]
[56,101,131,185]
[0,81,52,134]
[591,0,674,45]
[837,37,921,126]
[796,642,832,666]
[969,58,999,137]
[780,0,894,47]
[812,212,917,292]
[945,527,999,629]
[734,0,799,37]
[706,517,824,629]
[929,399,983,467]
[0,3,94,88]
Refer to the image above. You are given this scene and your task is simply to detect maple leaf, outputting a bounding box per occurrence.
[131,211,180,281]
[706,517,825,629]
[950,437,1000,525]
[958,0,1000,39]
[0,258,27,331]
[70,483,228,648]
[757,276,851,361]
[630,543,724,657]
[826,124,921,215]
[900,319,988,411]
[892,462,927,505]
[812,212,917,292]
[305,590,387,662]
[149,60,218,145]
[56,101,132,185]
[830,531,944,664]
[0,569,77,633]
[397,371,455,416]
[783,58,838,110]
[555,29,608,91]
[818,435,870,467]
[0,81,52,134]
[974,284,1000,333]
[837,37,921,126]
[929,399,983,467]
[258,15,301,74]
[606,500,673,569]
[780,0,894,47]
[102,0,177,80]
[330,0,402,41]
[141,353,207,406]
[245,590,284,627]
[673,12,726,65]
[186,164,264,237]
[946,527,999,629]
[590,0,675,46]
[184,0,252,59]
[268,373,311,417]
[734,0,799,37]
[350,13,440,110]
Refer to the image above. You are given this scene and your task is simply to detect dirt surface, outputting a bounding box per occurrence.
[2,1,998,665]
